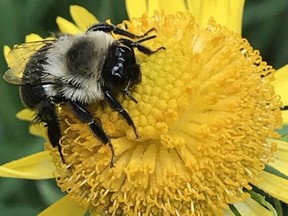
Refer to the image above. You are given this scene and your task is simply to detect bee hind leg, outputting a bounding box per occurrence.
[37,101,65,162]
[47,118,64,163]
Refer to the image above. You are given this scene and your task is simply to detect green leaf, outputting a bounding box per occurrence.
[229,204,241,216]
[248,190,279,216]
[273,199,283,216]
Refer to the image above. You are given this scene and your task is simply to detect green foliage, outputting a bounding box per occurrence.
[0,0,287,215]
[248,190,278,215]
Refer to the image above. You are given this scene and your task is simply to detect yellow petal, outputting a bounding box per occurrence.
[0,151,55,179]
[29,123,47,138]
[25,33,43,42]
[125,0,187,18]
[3,45,11,60]
[186,0,244,33]
[233,197,273,216]
[56,16,82,34]
[70,5,98,31]
[16,109,36,121]
[125,0,244,33]
[125,0,148,18]
[38,195,86,216]
[273,64,288,106]
[149,0,187,15]
[256,171,288,203]
[16,109,47,138]
[223,208,236,216]
[267,139,288,176]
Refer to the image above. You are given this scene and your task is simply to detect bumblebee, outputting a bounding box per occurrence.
[3,23,164,166]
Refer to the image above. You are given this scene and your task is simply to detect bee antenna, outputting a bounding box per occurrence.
[125,90,138,103]
[124,79,138,103]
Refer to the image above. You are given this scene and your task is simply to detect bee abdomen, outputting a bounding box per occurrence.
[20,84,47,109]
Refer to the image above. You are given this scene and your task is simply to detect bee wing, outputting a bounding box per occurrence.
[3,68,24,85]
[3,40,55,85]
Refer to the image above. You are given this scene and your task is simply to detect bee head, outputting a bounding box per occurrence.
[102,43,141,96]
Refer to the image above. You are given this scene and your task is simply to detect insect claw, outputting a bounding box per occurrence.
[107,142,115,168]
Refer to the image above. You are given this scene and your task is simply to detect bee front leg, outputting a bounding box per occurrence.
[104,90,140,139]
[87,23,156,39]
[118,37,166,55]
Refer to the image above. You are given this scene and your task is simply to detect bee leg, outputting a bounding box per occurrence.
[38,102,64,162]
[104,90,140,139]
[118,37,165,55]
[69,101,115,167]
[87,23,156,39]
[47,118,64,163]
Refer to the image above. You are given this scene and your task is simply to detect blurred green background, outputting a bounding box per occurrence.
[0,0,287,215]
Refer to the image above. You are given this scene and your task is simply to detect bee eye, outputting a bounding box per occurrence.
[117,46,131,56]
[102,44,138,91]
[111,65,123,78]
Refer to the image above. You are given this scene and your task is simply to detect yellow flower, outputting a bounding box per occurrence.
[1,1,288,216]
